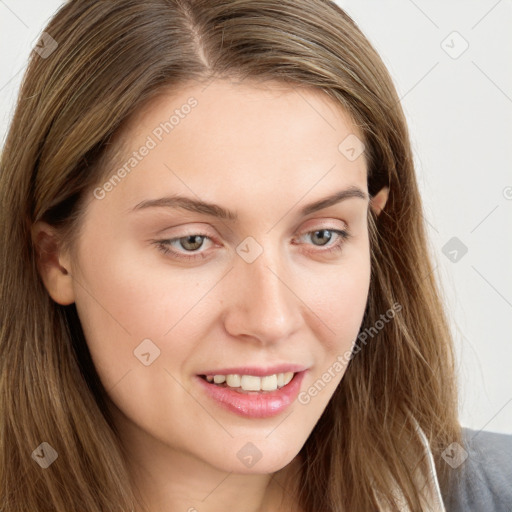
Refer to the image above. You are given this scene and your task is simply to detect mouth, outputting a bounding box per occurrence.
[195,369,308,418]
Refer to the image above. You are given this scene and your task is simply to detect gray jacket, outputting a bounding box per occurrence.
[441,427,512,511]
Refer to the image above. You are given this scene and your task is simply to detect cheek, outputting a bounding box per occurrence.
[310,249,371,347]
[69,233,185,390]
[318,265,369,326]
[296,249,371,408]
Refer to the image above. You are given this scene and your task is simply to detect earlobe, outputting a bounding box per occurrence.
[31,221,75,305]
[370,186,389,216]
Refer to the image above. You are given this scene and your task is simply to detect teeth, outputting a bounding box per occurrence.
[226,374,241,387]
[260,374,277,391]
[205,372,295,391]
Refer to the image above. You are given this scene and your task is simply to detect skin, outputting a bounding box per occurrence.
[32,78,388,512]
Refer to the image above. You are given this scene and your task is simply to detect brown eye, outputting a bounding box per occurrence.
[177,235,206,251]
[153,232,214,261]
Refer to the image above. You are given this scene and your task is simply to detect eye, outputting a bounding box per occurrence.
[295,228,351,256]
[152,227,351,262]
[153,233,212,261]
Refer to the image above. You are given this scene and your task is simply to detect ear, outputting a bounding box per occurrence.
[369,186,389,216]
[31,221,75,305]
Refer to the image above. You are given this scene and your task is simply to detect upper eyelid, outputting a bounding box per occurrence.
[157,217,349,237]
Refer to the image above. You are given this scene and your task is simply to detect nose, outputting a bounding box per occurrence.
[222,240,304,346]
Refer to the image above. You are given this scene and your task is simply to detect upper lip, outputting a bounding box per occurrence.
[199,364,309,377]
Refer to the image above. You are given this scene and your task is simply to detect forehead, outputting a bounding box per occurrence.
[92,78,368,216]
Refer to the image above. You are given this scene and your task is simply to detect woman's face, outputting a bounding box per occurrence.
[39,79,382,476]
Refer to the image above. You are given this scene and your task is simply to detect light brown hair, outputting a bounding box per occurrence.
[0,1,461,510]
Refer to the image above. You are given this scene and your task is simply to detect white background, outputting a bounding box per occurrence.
[1,0,511,434]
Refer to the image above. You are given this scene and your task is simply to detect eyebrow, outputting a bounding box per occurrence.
[130,186,368,221]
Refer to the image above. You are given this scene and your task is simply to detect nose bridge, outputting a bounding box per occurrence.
[225,235,303,343]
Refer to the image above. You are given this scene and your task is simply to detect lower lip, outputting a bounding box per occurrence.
[195,371,307,418]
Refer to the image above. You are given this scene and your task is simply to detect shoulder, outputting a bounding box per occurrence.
[441,427,512,512]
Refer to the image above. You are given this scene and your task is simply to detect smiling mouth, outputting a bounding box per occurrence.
[196,370,306,418]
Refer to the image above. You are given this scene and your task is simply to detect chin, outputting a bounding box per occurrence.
[212,442,301,475]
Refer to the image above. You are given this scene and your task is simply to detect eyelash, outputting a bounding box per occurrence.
[152,228,351,262]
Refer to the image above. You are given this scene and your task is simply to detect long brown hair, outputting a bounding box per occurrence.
[0,1,461,510]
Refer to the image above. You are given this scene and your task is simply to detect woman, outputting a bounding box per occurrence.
[0,1,510,511]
